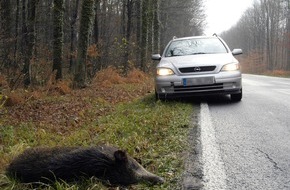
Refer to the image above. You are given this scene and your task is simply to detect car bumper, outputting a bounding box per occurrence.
[155,72,242,97]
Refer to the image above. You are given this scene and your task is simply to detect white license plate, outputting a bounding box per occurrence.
[183,77,214,86]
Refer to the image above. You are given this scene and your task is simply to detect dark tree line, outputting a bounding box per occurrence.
[221,0,290,73]
[0,0,205,88]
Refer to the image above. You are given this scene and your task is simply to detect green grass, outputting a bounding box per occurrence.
[0,94,195,190]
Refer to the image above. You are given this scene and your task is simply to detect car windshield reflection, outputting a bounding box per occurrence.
[165,38,228,57]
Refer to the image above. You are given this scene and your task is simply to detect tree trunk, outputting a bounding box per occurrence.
[13,0,20,69]
[287,0,290,70]
[69,0,80,72]
[141,0,149,72]
[122,1,126,37]
[0,0,12,69]
[123,0,133,75]
[22,0,38,87]
[262,0,271,71]
[153,0,160,53]
[73,0,95,88]
[93,0,100,44]
[93,0,102,72]
[135,0,141,67]
[53,0,64,80]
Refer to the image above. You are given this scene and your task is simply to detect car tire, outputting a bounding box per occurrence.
[155,91,159,100]
[231,89,242,102]
[155,90,165,101]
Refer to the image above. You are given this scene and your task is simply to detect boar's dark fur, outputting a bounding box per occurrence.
[6,145,164,186]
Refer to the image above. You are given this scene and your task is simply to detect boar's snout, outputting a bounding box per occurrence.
[143,173,164,184]
[134,164,165,184]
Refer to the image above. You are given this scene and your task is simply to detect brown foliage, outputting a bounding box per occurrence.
[92,67,150,87]
[239,51,290,77]
[239,51,266,74]
[4,92,25,107]
[0,74,9,90]
[262,70,290,77]
[2,68,154,134]
[126,68,149,83]
[48,80,72,95]
[87,44,101,59]
[92,67,125,87]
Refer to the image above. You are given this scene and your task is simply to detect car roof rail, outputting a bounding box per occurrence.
[212,33,218,37]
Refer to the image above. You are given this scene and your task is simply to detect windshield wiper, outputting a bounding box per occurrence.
[191,52,206,55]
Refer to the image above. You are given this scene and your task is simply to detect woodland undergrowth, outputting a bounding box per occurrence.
[0,67,194,190]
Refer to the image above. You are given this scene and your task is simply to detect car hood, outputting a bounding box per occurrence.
[158,53,238,69]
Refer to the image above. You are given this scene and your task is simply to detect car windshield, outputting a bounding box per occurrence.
[165,38,228,57]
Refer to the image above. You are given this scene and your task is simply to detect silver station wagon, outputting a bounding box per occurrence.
[152,35,243,101]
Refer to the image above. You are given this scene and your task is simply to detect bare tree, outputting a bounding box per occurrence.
[0,0,205,89]
[153,0,160,54]
[73,0,95,88]
[22,0,38,87]
[52,0,64,80]
[69,0,80,72]
[0,0,12,70]
[123,0,134,75]
[286,0,290,70]
[140,0,149,71]
[222,0,289,73]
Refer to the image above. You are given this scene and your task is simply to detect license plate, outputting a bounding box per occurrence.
[183,77,214,86]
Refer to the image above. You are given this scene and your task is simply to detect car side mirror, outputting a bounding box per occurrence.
[232,49,243,56]
[152,54,162,61]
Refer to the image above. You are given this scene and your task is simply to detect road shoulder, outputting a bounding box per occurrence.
[182,104,203,190]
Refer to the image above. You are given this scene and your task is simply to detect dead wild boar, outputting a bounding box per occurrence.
[6,145,164,186]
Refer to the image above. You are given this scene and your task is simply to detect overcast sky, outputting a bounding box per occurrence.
[204,0,254,35]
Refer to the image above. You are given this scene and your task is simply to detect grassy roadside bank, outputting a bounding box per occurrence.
[0,69,196,189]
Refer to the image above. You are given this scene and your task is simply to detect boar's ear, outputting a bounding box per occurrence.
[114,150,128,164]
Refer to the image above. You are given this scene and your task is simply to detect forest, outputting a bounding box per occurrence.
[222,0,290,75]
[1,0,290,91]
[0,0,205,89]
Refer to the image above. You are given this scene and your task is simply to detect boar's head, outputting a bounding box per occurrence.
[105,149,164,186]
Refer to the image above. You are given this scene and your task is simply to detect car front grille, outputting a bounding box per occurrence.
[174,83,223,92]
[179,66,216,73]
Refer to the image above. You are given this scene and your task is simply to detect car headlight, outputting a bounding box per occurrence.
[221,63,240,71]
[157,68,175,76]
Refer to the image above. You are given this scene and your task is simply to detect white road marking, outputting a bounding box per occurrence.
[200,103,227,190]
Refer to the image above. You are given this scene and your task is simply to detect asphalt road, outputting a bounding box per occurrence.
[200,74,290,190]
